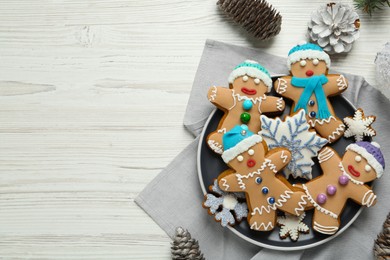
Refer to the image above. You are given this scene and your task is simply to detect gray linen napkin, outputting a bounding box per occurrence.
[135,40,390,260]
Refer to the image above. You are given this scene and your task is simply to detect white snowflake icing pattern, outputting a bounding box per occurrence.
[260,110,328,179]
[203,179,248,227]
[343,108,376,142]
[277,213,309,241]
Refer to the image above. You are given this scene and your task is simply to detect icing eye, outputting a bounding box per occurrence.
[365,164,372,172]
[255,177,262,184]
[237,155,244,162]
[248,149,255,156]
[313,59,319,65]
[243,75,249,82]
[254,78,260,84]
[300,60,307,67]
[355,155,362,162]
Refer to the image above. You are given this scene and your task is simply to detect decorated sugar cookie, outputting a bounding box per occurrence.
[301,142,385,235]
[217,125,307,231]
[277,213,309,241]
[203,179,248,227]
[344,108,376,142]
[260,109,328,180]
[207,60,285,154]
[274,43,348,143]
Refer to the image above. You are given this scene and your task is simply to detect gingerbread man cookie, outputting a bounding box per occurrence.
[301,142,385,235]
[207,60,285,154]
[217,125,307,231]
[274,43,348,143]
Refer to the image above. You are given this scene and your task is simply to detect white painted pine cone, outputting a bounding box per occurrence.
[308,3,360,54]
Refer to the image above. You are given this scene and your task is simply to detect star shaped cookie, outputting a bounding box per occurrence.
[277,212,309,241]
[344,108,376,142]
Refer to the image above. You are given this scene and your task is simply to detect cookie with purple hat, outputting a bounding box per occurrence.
[301,141,385,235]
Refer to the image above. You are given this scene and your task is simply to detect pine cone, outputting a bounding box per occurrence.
[171,227,205,260]
[308,3,360,54]
[374,213,390,259]
[217,0,282,40]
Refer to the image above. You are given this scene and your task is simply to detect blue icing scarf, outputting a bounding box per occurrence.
[291,75,330,119]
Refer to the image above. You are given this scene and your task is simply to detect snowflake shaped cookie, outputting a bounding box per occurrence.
[277,213,309,241]
[203,179,248,227]
[344,108,376,142]
[260,110,328,179]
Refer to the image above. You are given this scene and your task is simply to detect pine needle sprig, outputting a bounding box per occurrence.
[354,0,390,16]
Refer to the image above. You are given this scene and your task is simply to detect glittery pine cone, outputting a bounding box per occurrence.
[308,3,360,54]
[217,0,282,40]
[171,227,205,260]
[374,213,390,259]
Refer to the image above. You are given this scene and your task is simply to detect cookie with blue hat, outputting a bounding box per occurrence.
[274,43,348,143]
[215,125,308,232]
[207,60,285,155]
[301,141,385,235]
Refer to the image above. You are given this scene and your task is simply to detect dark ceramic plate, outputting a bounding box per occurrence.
[197,77,363,250]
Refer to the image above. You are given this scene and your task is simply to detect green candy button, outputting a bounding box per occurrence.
[240,112,251,123]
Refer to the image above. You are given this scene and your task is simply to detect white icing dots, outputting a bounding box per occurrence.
[365,164,372,172]
[243,75,249,82]
[248,149,255,156]
[313,59,319,65]
[222,194,238,210]
[237,155,244,162]
[300,60,307,67]
[254,78,260,84]
[355,155,362,162]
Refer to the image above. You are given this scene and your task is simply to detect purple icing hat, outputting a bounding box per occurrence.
[346,141,385,178]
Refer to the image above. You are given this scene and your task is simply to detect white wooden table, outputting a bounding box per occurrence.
[0,1,389,259]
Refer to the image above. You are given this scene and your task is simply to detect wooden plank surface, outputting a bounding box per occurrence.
[0,0,389,259]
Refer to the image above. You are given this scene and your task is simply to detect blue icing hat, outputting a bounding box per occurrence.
[222,125,263,163]
[228,60,273,92]
[287,43,331,70]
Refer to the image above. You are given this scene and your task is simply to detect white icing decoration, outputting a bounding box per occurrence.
[243,75,249,82]
[302,184,338,219]
[355,155,362,162]
[313,58,319,65]
[300,60,307,67]
[295,195,308,216]
[362,190,376,207]
[318,147,335,164]
[250,221,274,231]
[260,110,328,180]
[248,149,254,156]
[208,86,217,101]
[344,108,376,142]
[365,164,372,172]
[222,135,263,163]
[251,190,294,215]
[346,144,384,178]
[221,178,230,191]
[276,97,284,111]
[207,140,223,154]
[237,155,244,162]
[307,115,337,127]
[254,78,260,84]
[229,90,267,113]
[327,123,346,142]
[235,159,277,190]
[313,221,338,235]
[338,162,364,185]
[280,150,288,164]
[372,142,380,148]
[287,50,331,70]
[277,213,309,241]
[337,74,348,90]
[217,128,227,134]
[276,78,287,94]
[222,194,238,210]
